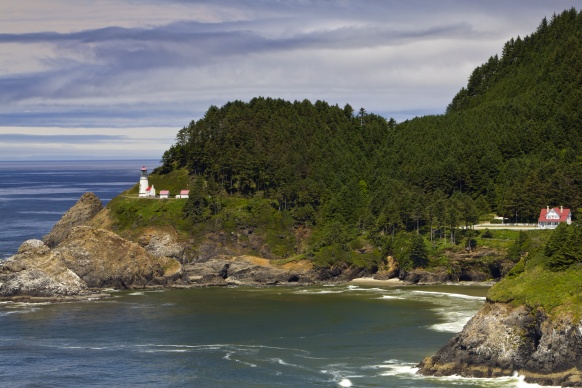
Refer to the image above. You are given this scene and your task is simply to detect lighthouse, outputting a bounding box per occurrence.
[138,166,155,197]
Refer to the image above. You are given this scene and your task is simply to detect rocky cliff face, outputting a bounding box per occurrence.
[417,301,582,386]
[43,192,103,248]
[0,239,87,298]
[0,191,184,301]
[57,226,183,289]
[0,226,183,300]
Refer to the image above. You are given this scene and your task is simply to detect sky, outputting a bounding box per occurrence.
[0,1,579,161]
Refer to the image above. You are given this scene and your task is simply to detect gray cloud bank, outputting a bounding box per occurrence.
[0,0,579,159]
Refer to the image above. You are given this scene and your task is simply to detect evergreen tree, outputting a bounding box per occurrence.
[409,234,429,268]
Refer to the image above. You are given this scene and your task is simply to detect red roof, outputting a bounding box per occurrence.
[180,190,190,195]
[160,190,170,195]
[145,186,152,191]
[538,207,571,223]
[141,165,147,171]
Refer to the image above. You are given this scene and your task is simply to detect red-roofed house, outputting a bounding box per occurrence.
[159,190,170,199]
[538,206,572,229]
[176,190,190,199]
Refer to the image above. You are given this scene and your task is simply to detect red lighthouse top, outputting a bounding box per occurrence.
[141,166,147,171]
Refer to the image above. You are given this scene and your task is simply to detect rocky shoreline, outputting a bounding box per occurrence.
[0,192,502,302]
[417,301,582,386]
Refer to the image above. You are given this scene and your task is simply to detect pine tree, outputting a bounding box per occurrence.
[410,234,429,268]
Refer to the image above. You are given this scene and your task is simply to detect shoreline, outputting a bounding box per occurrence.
[349,277,403,285]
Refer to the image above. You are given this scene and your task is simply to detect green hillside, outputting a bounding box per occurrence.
[117,8,581,271]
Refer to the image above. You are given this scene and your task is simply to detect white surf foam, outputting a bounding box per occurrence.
[412,290,486,300]
[429,308,475,333]
[377,361,549,387]
[377,360,419,377]
[378,295,405,300]
[338,378,352,387]
[294,289,344,294]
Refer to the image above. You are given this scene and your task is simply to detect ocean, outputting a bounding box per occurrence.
[0,161,529,387]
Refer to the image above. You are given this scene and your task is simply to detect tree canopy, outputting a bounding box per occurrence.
[157,8,582,266]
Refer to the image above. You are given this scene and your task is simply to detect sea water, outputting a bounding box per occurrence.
[0,160,158,259]
[0,161,532,387]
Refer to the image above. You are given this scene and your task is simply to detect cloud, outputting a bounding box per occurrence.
[0,0,579,160]
[0,126,175,161]
[0,134,129,143]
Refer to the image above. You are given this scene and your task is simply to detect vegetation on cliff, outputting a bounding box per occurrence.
[110,9,581,274]
[488,222,582,318]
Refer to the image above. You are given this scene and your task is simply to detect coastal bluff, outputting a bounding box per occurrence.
[417,301,582,386]
[0,192,352,300]
[0,193,183,301]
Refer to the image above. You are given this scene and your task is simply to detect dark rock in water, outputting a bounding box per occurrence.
[43,192,103,248]
[184,255,316,286]
[417,302,582,386]
[399,269,450,284]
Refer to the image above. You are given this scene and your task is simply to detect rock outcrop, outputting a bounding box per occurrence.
[0,239,87,298]
[43,192,103,248]
[0,226,183,300]
[417,301,582,386]
[184,255,316,286]
[137,227,187,261]
[57,226,183,289]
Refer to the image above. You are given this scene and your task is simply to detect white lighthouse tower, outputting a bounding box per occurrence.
[138,166,153,197]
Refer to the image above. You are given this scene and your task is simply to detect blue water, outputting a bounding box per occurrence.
[0,160,159,258]
[0,161,529,387]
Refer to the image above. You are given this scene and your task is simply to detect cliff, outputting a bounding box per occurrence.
[1,193,355,300]
[417,301,582,386]
[0,226,183,301]
[0,193,183,301]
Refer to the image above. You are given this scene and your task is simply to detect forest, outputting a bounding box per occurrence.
[154,8,582,269]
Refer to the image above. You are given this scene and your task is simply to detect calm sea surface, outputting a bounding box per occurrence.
[0,161,528,387]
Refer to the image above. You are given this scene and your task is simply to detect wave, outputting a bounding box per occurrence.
[378,295,405,300]
[412,290,486,300]
[346,285,386,292]
[423,372,544,387]
[267,357,302,368]
[374,360,541,387]
[0,309,39,317]
[429,308,475,333]
[294,289,344,294]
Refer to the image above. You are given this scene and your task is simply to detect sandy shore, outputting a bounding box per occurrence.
[350,277,402,285]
